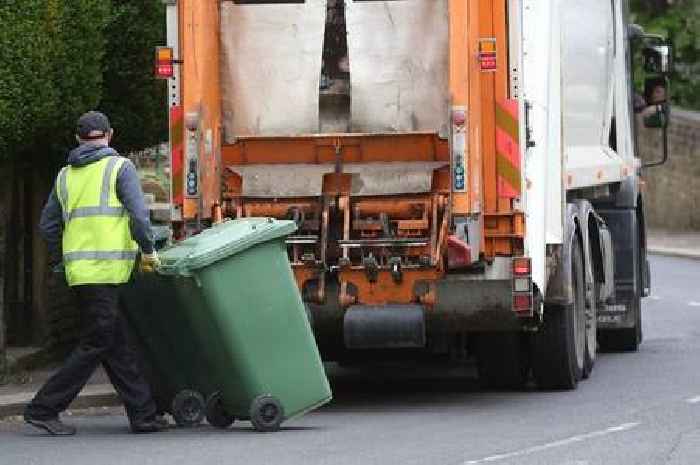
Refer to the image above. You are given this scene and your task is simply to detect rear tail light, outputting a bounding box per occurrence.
[513,294,533,313]
[512,257,533,316]
[512,257,531,276]
[155,46,174,79]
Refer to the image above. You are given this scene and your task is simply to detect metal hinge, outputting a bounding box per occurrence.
[525,100,536,148]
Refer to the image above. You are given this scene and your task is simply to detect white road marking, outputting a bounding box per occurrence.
[686,396,700,404]
[688,302,700,307]
[463,422,641,464]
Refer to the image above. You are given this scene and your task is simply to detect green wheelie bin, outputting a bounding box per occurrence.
[122,218,332,431]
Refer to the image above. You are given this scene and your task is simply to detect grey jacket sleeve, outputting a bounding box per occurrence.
[116,159,155,254]
[39,186,64,261]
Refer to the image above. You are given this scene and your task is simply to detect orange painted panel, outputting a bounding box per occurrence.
[449,0,470,214]
[449,0,469,105]
[468,0,483,214]
[339,269,440,306]
[493,0,509,102]
[180,0,222,220]
[222,134,448,166]
[479,0,498,215]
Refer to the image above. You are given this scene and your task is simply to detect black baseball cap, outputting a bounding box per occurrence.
[76,111,111,140]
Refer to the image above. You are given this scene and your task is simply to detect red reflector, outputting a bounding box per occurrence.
[513,294,532,313]
[512,257,531,276]
[453,110,466,127]
[479,52,497,71]
[156,64,174,78]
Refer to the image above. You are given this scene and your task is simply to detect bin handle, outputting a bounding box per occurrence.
[156,254,194,276]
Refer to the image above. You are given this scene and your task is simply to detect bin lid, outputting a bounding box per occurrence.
[157,218,297,275]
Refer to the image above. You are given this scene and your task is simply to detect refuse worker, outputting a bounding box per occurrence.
[24,111,164,436]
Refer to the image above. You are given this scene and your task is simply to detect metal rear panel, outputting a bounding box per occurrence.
[220,1,326,141]
[228,162,446,197]
[345,0,450,134]
[520,0,564,294]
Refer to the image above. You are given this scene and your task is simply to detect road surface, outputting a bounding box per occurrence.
[2,255,699,465]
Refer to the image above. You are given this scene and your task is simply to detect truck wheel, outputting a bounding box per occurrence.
[206,392,236,429]
[533,239,586,390]
[250,395,284,432]
[172,390,205,427]
[475,332,529,390]
[583,279,599,379]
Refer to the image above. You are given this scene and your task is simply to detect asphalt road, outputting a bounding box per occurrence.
[2,255,700,465]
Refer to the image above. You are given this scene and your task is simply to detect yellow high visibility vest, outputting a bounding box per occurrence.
[56,155,138,286]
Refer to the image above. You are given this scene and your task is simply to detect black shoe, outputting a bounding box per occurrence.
[25,417,77,436]
[131,419,166,434]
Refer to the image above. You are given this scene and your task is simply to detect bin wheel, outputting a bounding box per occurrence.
[206,392,236,429]
[172,390,205,427]
[249,395,284,432]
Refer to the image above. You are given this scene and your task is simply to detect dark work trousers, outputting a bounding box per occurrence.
[25,284,156,425]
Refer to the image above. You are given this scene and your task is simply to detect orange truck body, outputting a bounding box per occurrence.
[165,1,527,357]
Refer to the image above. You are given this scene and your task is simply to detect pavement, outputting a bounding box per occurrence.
[647,229,700,260]
[0,229,698,421]
[0,366,118,419]
[1,254,700,465]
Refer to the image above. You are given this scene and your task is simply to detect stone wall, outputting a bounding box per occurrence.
[0,161,9,360]
[639,108,700,231]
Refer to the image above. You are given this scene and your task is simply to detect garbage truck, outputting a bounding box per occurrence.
[154,0,672,390]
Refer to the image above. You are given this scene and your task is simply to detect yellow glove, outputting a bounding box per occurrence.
[140,252,160,273]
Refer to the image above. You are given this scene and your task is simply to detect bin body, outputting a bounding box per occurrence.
[122,272,219,414]
[122,218,331,427]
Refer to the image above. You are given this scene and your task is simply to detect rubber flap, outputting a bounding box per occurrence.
[157,218,297,275]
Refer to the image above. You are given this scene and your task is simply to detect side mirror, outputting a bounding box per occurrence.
[641,103,670,168]
[643,44,673,75]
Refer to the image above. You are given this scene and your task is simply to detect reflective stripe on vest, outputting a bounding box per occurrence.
[57,155,138,286]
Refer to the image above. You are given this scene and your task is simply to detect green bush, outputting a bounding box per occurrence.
[100,0,167,154]
[0,0,166,164]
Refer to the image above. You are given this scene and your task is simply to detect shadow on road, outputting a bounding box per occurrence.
[320,361,538,412]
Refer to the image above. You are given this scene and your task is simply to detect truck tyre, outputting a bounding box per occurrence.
[533,239,586,390]
[583,279,598,379]
[475,332,529,390]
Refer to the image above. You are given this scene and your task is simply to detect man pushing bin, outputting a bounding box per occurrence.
[24,111,164,435]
